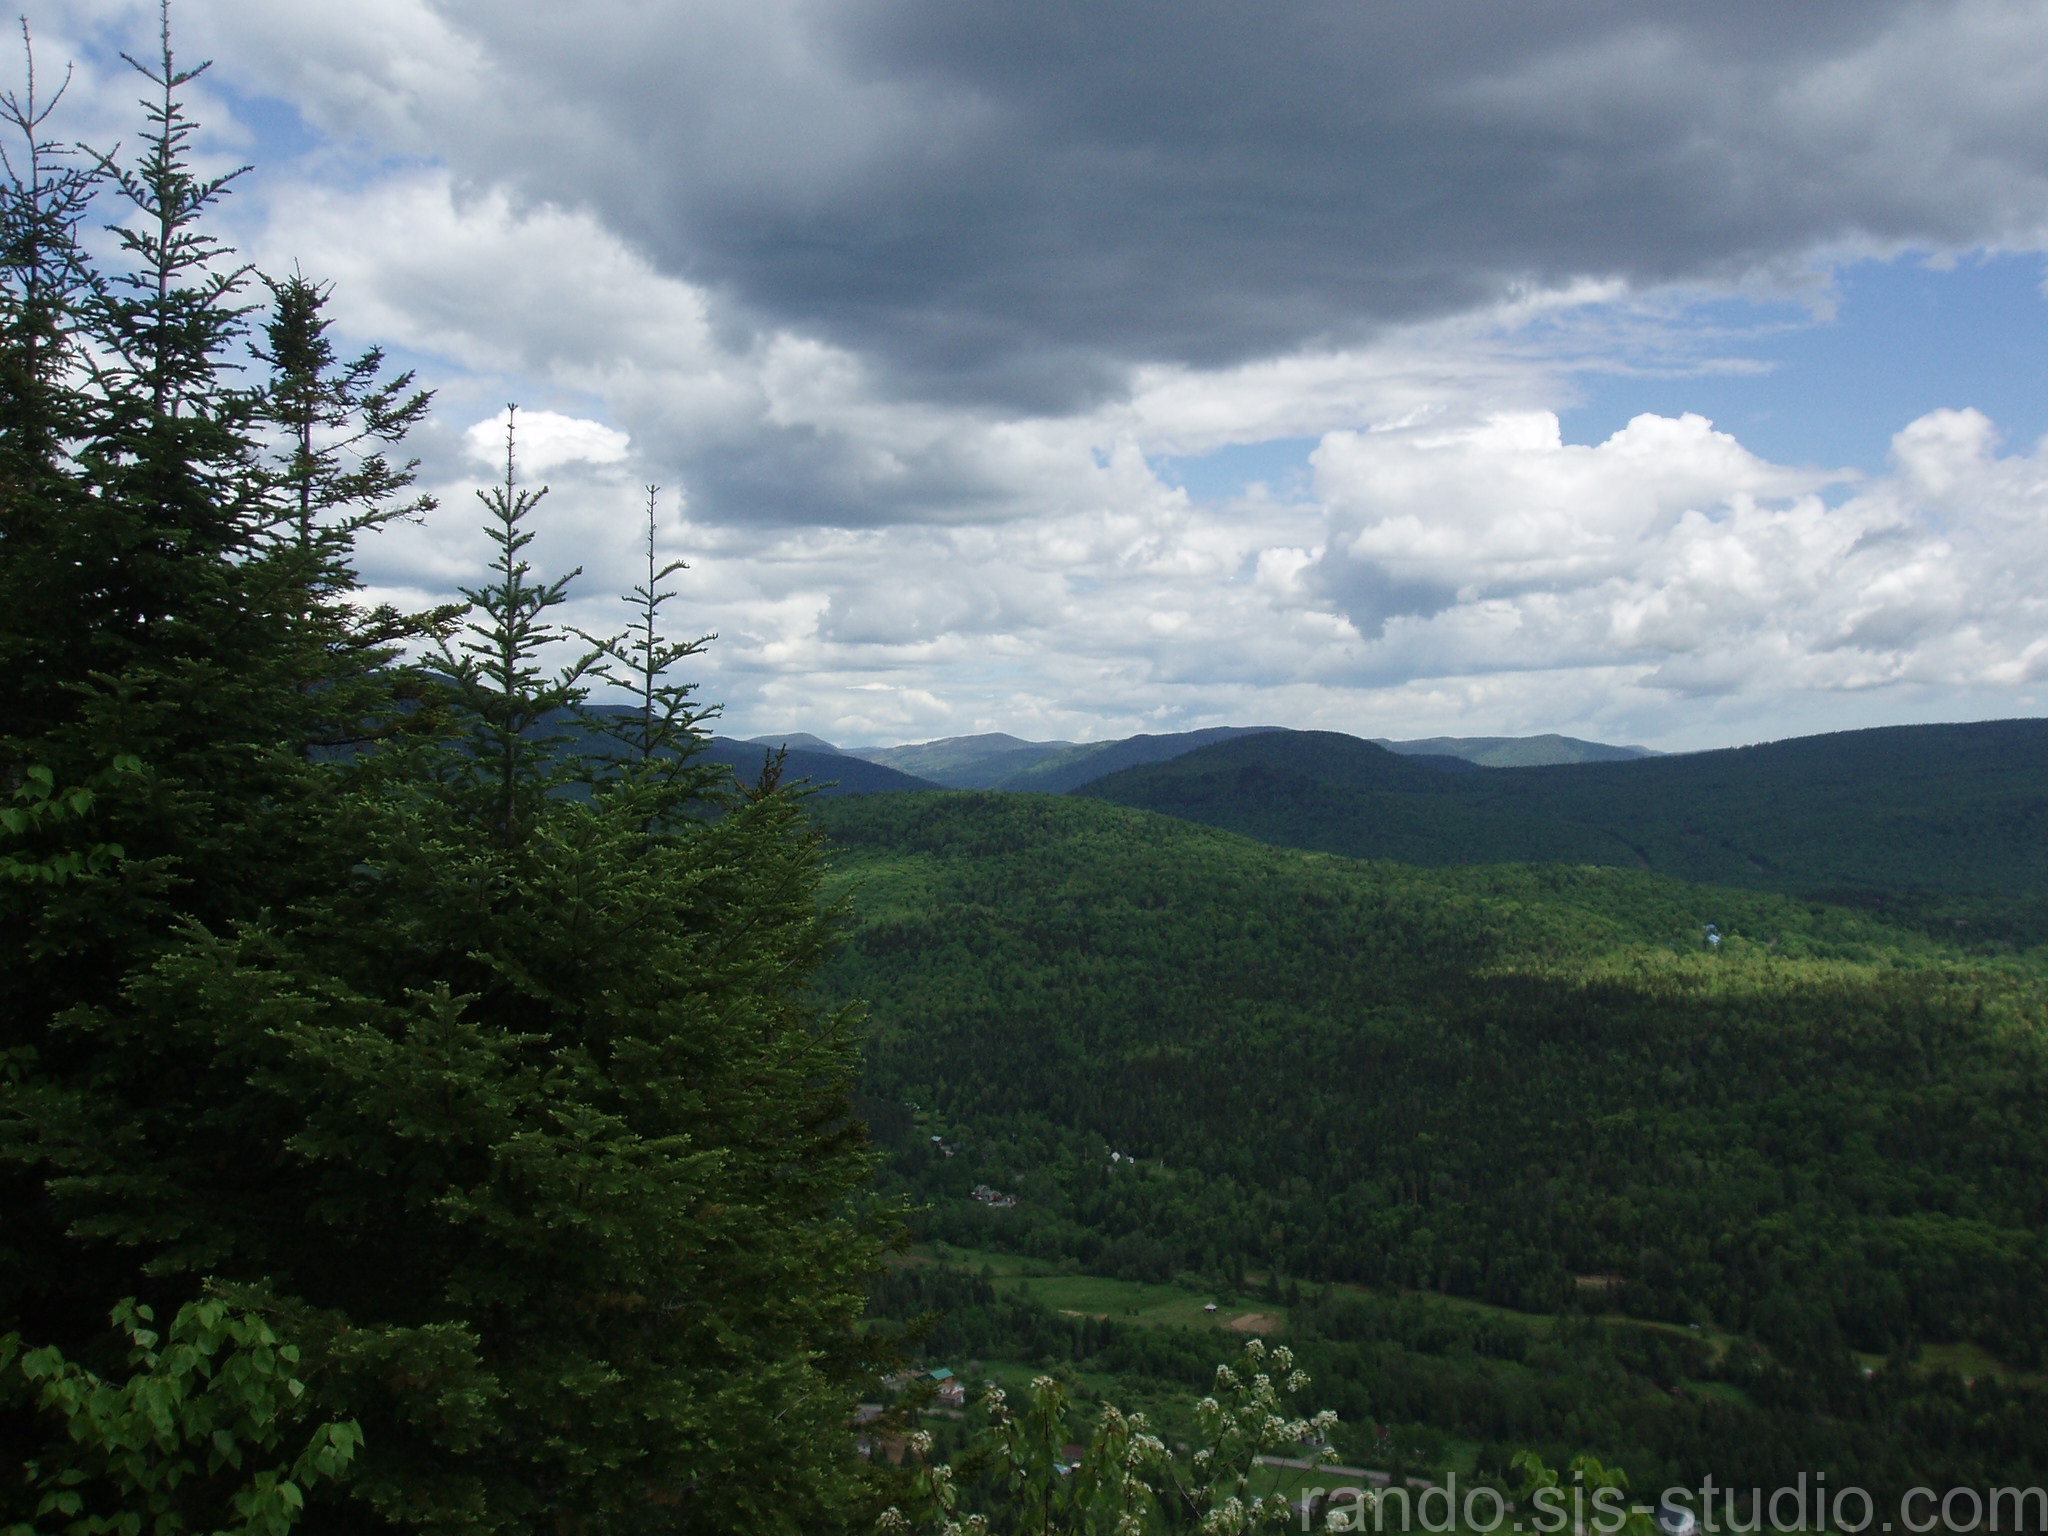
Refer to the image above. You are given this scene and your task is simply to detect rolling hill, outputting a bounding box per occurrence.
[839,727,1285,789]
[701,737,939,795]
[1375,732,1659,767]
[1078,718,2048,910]
[986,726,1286,792]
[828,725,1655,790]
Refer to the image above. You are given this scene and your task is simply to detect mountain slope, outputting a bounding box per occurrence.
[989,726,1287,792]
[702,737,938,795]
[1075,730,1640,866]
[837,726,1654,791]
[842,733,1075,787]
[1377,732,1658,767]
[1080,718,2048,904]
[814,790,2048,1374]
[1452,717,2048,896]
[745,732,846,754]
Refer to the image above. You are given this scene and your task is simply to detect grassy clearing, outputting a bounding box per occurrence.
[911,1243,1280,1333]
[1682,1380,1755,1408]
[908,1244,1752,1359]
[1324,1280,1744,1363]
[1914,1341,2044,1385]
[904,1245,2032,1398]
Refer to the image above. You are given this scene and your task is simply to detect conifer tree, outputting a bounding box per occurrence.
[0,20,95,484]
[432,411,597,846]
[0,8,445,1345]
[256,269,432,557]
[576,485,727,819]
[0,15,888,1536]
[0,8,433,1027]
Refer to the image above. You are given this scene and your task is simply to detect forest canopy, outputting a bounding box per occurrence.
[818,790,2048,1500]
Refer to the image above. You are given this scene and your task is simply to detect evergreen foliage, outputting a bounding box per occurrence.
[0,18,883,1536]
[429,411,600,843]
[255,269,432,557]
[579,485,717,773]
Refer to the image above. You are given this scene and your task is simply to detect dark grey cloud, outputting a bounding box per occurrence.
[686,422,1016,529]
[1312,558,1460,643]
[384,0,2048,408]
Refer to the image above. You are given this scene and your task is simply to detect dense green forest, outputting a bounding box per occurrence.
[1077,723,2048,925]
[819,790,2048,1495]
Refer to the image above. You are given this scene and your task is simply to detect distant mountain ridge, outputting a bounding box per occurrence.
[746,725,1652,790]
[648,717,2048,908]
[1078,717,2048,906]
[743,732,845,755]
[842,733,1074,787]
[704,738,938,795]
[1375,733,1659,767]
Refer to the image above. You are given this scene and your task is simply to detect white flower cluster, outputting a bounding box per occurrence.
[882,1338,1337,1536]
[1198,1490,1295,1536]
[1193,1343,1335,1472]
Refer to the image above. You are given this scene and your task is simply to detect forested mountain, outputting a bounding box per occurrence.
[830,725,1653,790]
[547,710,941,794]
[819,790,2048,1353]
[1080,719,2048,913]
[989,727,1285,792]
[703,736,939,794]
[841,727,1283,790]
[817,790,2048,1492]
[1374,733,1659,767]
[1080,731,1634,865]
[844,732,1075,785]
[745,731,847,754]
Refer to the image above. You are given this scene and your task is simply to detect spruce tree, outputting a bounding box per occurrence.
[0,10,433,1028]
[576,485,728,820]
[0,8,447,1346]
[431,412,597,846]
[12,414,886,1535]
[0,15,887,1536]
[255,269,433,557]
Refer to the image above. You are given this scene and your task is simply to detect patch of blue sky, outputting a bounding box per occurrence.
[208,80,325,166]
[1559,252,2048,473]
[1152,436,1320,503]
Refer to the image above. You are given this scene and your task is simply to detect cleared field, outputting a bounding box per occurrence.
[1914,1340,2044,1385]
[905,1244,1749,1358]
[907,1243,1283,1333]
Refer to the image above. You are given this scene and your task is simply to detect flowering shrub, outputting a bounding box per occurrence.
[1177,1341,1339,1536]
[881,1339,1335,1536]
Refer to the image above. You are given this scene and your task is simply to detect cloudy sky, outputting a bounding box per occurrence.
[30,0,2048,748]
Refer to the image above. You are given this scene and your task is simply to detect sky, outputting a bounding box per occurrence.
[24,0,2048,750]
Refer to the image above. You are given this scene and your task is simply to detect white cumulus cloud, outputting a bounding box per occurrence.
[1306,406,2048,718]
[462,409,630,477]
